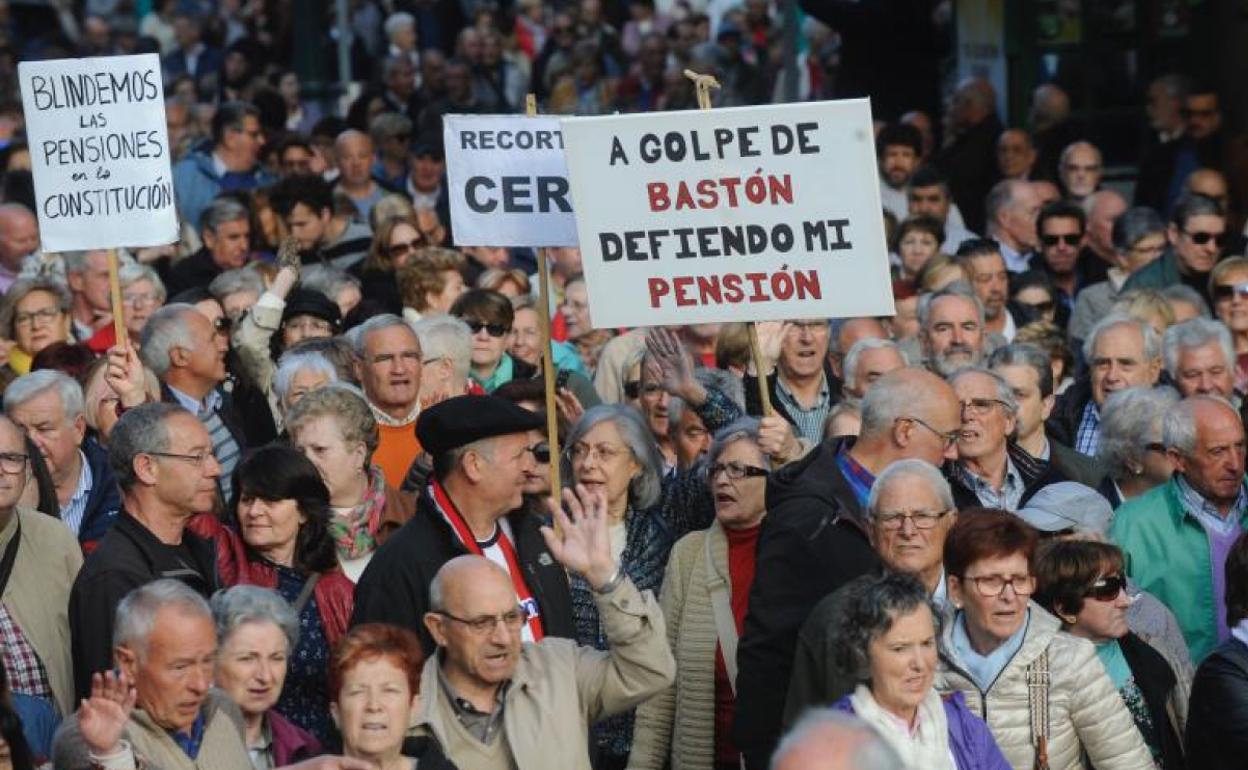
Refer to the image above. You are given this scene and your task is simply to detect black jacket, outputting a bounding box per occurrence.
[1185,637,1248,769]
[732,438,881,769]
[945,441,1070,511]
[68,511,218,700]
[350,486,575,654]
[1120,632,1187,770]
[163,248,221,298]
[1045,377,1094,451]
[935,114,1005,234]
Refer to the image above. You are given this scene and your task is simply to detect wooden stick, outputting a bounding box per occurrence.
[526,93,563,496]
[107,248,126,352]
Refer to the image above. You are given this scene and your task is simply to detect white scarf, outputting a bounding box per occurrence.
[849,684,957,770]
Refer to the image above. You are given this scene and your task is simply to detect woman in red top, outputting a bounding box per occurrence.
[630,418,769,770]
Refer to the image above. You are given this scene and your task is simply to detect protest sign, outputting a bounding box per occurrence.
[19,53,177,252]
[444,113,578,247]
[560,99,894,328]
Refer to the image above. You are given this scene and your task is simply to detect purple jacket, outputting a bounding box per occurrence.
[269,710,322,766]
[832,691,1011,770]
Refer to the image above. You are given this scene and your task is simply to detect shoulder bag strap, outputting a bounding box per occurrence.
[1027,648,1051,770]
[0,518,19,597]
[292,573,320,616]
[704,531,739,694]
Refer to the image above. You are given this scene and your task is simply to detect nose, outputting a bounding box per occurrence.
[255,658,274,685]
[203,453,222,479]
[187,663,212,694]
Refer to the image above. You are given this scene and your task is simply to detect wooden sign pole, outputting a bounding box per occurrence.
[684,71,774,417]
[106,248,126,352]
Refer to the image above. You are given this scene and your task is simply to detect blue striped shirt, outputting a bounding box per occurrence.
[59,450,91,536]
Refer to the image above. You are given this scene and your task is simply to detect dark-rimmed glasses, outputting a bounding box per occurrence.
[436,605,529,634]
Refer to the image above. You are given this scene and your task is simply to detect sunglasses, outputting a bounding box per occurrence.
[1184,230,1226,247]
[1085,574,1128,602]
[213,316,232,335]
[1213,282,1248,302]
[528,442,550,464]
[1040,233,1081,247]
[465,320,509,338]
[1019,300,1055,314]
[387,238,422,258]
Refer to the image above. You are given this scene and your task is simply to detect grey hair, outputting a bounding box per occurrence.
[210,585,299,653]
[1159,284,1212,319]
[843,337,901,392]
[208,268,264,305]
[1082,312,1161,364]
[302,264,361,305]
[866,458,954,517]
[563,405,664,509]
[859,368,936,437]
[916,282,985,330]
[948,366,1018,414]
[707,417,766,465]
[384,12,416,40]
[1111,207,1167,253]
[828,570,943,689]
[771,709,902,770]
[1098,386,1180,478]
[1163,317,1234,380]
[139,303,199,377]
[272,350,339,404]
[1163,393,1238,457]
[118,262,166,302]
[1060,140,1102,167]
[108,403,183,491]
[199,196,250,234]
[114,579,212,656]
[62,249,104,275]
[989,342,1055,398]
[668,369,745,433]
[369,112,413,145]
[4,368,85,420]
[985,179,1028,229]
[413,315,472,381]
[347,313,416,358]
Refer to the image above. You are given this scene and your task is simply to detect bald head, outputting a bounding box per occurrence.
[430,554,512,613]
[1086,190,1128,258]
[1186,168,1229,209]
[857,367,960,467]
[772,710,901,770]
[1031,84,1071,131]
[0,204,38,271]
[951,78,996,131]
[335,130,375,188]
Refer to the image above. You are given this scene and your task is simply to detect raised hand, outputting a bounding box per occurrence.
[555,386,585,426]
[78,670,137,757]
[758,415,803,464]
[753,321,790,372]
[104,345,147,408]
[645,327,704,404]
[542,484,616,589]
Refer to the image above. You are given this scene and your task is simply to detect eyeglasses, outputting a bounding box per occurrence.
[145,450,219,469]
[1061,163,1102,173]
[0,452,27,474]
[873,509,951,531]
[961,574,1035,597]
[13,307,61,327]
[1018,300,1055,315]
[568,442,630,464]
[528,442,551,464]
[465,320,509,338]
[958,398,1011,417]
[709,461,768,481]
[899,416,960,449]
[1183,230,1226,247]
[436,605,529,635]
[386,238,422,258]
[1085,573,1128,602]
[623,380,641,399]
[1213,283,1248,302]
[123,291,160,307]
[1040,233,1081,247]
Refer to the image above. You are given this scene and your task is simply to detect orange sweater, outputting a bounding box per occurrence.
[374,423,421,488]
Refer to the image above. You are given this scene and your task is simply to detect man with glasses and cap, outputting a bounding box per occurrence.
[352,394,575,653]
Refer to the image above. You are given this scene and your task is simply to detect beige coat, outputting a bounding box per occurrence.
[629,521,731,770]
[415,576,675,770]
[936,605,1155,770]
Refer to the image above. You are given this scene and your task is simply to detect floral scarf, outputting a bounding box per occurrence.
[328,465,388,560]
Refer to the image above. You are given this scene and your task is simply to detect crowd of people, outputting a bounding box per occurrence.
[0,1,1240,770]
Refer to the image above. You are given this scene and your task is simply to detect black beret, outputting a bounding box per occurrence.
[416,394,544,457]
[283,288,342,328]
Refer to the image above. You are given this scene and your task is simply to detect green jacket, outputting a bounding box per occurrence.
[1110,476,1248,662]
[1120,248,1182,293]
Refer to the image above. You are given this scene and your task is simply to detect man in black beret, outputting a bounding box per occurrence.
[350,394,575,651]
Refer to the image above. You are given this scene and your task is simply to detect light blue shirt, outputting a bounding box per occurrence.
[60,450,91,536]
[166,385,222,417]
[951,607,1031,692]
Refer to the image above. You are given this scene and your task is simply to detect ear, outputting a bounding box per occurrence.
[352,358,364,383]
[72,414,87,445]
[133,453,160,486]
[168,346,191,368]
[1146,356,1162,384]
[328,701,340,728]
[202,229,218,250]
[1040,393,1055,421]
[946,574,964,609]
[66,272,84,292]
[1003,411,1018,438]
[424,612,448,647]
[892,417,912,448]
[1167,448,1187,476]
[114,645,138,680]
[1167,223,1180,247]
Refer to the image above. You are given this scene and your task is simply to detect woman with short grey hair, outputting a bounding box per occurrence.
[271,350,339,416]
[85,262,167,353]
[1096,386,1179,507]
[1070,207,1168,345]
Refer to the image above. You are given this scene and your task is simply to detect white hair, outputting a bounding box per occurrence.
[413,315,472,382]
[866,458,954,516]
[139,303,199,377]
[843,337,902,392]
[114,579,212,656]
[1082,312,1161,363]
[4,368,85,420]
[1162,317,1234,380]
[272,350,339,404]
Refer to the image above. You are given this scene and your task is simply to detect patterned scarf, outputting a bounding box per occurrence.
[328,465,388,560]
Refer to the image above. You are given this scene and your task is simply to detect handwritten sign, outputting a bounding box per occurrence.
[444,114,577,247]
[560,99,894,328]
[19,53,177,251]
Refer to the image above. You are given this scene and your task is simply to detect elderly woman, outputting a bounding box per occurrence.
[189,444,355,743]
[1070,208,1168,345]
[629,418,771,770]
[271,349,339,418]
[285,385,414,581]
[1034,540,1187,770]
[937,509,1155,770]
[1209,256,1248,392]
[397,247,467,325]
[210,585,323,768]
[85,263,167,353]
[330,624,454,769]
[0,276,71,389]
[1095,386,1179,507]
[820,572,1009,770]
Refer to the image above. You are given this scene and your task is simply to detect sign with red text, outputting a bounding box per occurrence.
[560,99,893,327]
[19,53,177,251]
[444,114,577,247]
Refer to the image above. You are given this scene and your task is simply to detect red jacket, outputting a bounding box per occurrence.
[188,513,354,646]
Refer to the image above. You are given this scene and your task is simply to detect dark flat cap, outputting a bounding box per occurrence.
[416,394,544,456]
[283,288,342,328]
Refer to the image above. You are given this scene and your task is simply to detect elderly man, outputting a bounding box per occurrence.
[416,490,675,770]
[784,459,956,722]
[0,203,39,292]
[333,129,387,221]
[1112,395,1248,662]
[54,581,370,770]
[164,197,253,297]
[747,320,836,444]
[414,315,473,405]
[1084,190,1129,270]
[1123,193,1226,305]
[63,250,114,341]
[352,394,574,652]
[1164,317,1238,402]
[985,179,1042,272]
[734,368,961,768]
[0,414,81,723]
[171,102,271,229]
[917,285,987,377]
[1048,313,1163,457]
[907,165,977,253]
[947,367,1064,511]
[141,304,245,503]
[5,370,121,550]
[840,338,906,405]
[68,404,221,700]
[935,77,1004,233]
[827,318,889,389]
[771,710,902,770]
[996,128,1037,180]
[956,239,1016,340]
[351,314,424,487]
[269,173,373,270]
[1059,141,1103,203]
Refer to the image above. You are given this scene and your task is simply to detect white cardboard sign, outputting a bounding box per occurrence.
[19,53,177,252]
[444,114,577,247]
[560,99,894,328]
